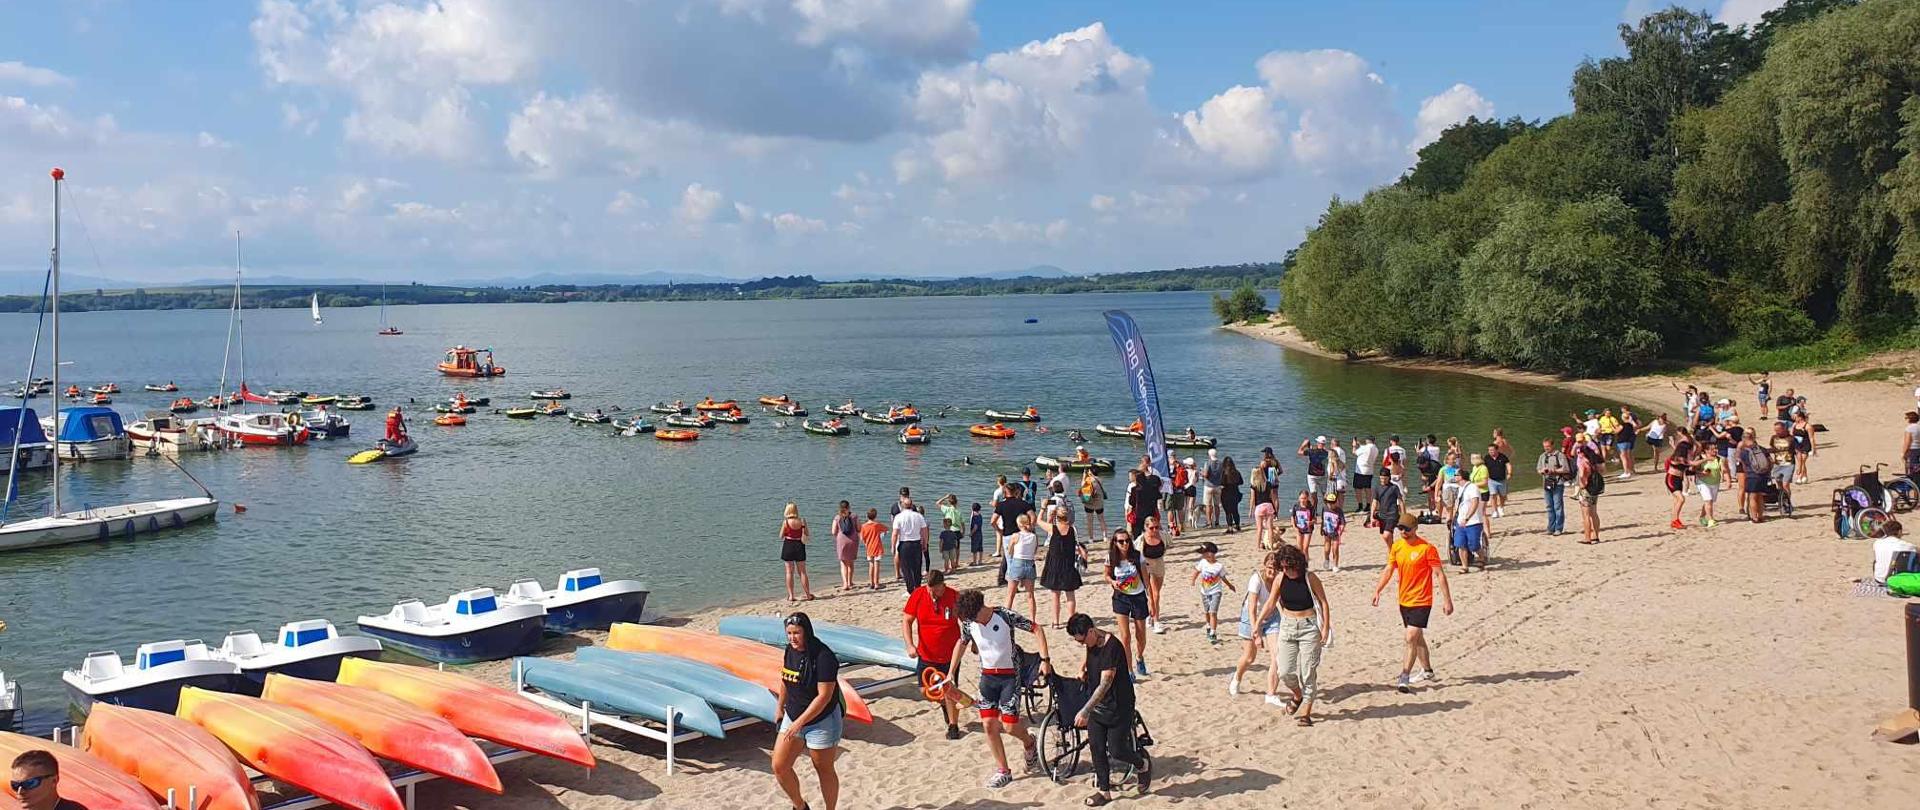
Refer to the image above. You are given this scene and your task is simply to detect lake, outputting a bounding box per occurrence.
[0,291,1597,731]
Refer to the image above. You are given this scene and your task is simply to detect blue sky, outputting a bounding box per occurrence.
[0,0,1779,284]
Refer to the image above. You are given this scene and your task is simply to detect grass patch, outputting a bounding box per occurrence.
[1705,327,1920,374]
[1240,313,1272,325]
[1826,366,1905,383]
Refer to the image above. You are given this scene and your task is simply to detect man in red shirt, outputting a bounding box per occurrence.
[902,570,964,739]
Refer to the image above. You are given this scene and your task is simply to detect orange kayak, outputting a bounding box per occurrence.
[261,674,501,793]
[694,400,737,411]
[655,429,700,441]
[175,687,403,810]
[0,730,161,809]
[336,657,593,768]
[607,624,872,723]
[79,704,259,810]
[969,424,1016,439]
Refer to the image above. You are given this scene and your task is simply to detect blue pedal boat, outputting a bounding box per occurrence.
[356,588,546,664]
[501,568,649,633]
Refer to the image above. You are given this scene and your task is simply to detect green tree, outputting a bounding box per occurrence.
[1210,283,1269,324]
[1401,116,1537,195]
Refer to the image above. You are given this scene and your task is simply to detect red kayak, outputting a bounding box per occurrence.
[79,704,260,810]
[336,657,593,768]
[174,687,403,810]
[261,673,502,793]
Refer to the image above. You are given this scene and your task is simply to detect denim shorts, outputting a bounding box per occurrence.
[779,708,844,750]
[1237,614,1280,640]
[1488,480,1508,496]
[1006,558,1036,581]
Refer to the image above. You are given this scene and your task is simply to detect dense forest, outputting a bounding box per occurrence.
[1276,0,1919,374]
[0,264,1284,313]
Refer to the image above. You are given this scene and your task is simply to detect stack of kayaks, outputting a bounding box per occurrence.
[716,616,917,670]
[337,657,595,768]
[607,623,873,722]
[260,674,503,793]
[1034,454,1116,473]
[575,647,779,723]
[517,657,726,739]
[0,730,161,809]
[803,420,850,436]
[175,687,406,810]
[77,704,258,810]
[969,424,1016,439]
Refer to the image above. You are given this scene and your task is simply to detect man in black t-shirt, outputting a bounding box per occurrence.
[1483,446,1511,518]
[994,485,1032,587]
[1371,477,1403,544]
[1128,464,1162,536]
[1067,613,1148,803]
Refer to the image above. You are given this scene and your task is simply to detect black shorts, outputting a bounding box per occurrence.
[1353,473,1374,490]
[1664,475,1684,493]
[1743,474,1770,494]
[1400,605,1432,628]
[1377,512,1400,533]
[1112,590,1149,620]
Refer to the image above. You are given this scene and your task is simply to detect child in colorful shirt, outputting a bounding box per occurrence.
[1189,541,1233,644]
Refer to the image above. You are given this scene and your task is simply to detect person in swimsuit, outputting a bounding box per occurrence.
[1664,448,1694,531]
[779,503,815,602]
[833,501,858,590]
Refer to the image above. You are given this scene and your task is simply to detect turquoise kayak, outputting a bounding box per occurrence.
[517,657,726,738]
[717,616,916,670]
[575,647,778,723]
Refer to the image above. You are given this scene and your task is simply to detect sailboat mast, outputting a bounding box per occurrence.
[49,168,62,514]
[216,231,240,416]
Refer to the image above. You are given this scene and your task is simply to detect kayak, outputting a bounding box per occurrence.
[1167,434,1217,449]
[772,403,807,417]
[0,730,161,810]
[757,395,791,407]
[573,647,779,723]
[823,403,858,417]
[517,658,726,739]
[607,624,872,723]
[504,407,538,419]
[347,437,416,464]
[983,409,1040,422]
[694,400,737,412]
[969,424,1016,439]
[1034,454,1115,473]
[529,389,571,400]
[260,673,501,793]
[655,429,700,441]
[803,420,849,436]
[649,403,688,415]
[897,431,930,445]
[336,657,594,768]
[1094,423,1144,438]
[434,414,467,427]
[860,410,919,424]
[664,414,711,428]
[175,687,404,810]
[709,411,750,424]
[568,412,611,425]
[717,616,916,670]
[78,704,259,810]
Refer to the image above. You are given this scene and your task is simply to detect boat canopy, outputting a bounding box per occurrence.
[452,588,500,615]
[0,407,49,445]
[563,568,604,592]
[56,406,125,442]
[279,619,337,648]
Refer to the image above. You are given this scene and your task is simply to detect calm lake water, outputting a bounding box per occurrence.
[0,291,1597,730]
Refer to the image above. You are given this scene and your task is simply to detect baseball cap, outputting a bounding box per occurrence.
[1397,513,1418,530]
[1315,435,1327,444]
[1198,541,1218,554]
[1560,426,1574,435]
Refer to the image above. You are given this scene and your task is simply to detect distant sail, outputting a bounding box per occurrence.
[311,293,322,325]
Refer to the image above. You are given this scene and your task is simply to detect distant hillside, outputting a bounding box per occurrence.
[0,263,1284,313]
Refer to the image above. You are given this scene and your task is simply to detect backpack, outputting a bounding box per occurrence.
[1743,447,1771,476]
[1172,466,1190,489]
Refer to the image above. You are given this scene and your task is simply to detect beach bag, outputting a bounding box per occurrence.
[1888,572,1920,598]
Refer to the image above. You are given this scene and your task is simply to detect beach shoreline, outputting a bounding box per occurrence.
[421,338,1920,810]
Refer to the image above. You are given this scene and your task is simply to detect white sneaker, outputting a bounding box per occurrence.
[1410,669,1434,684]
[1227,675,1240,696]
[1264,694,1286,708]
[1151,620,1166,635]
[1394,673,1411,692]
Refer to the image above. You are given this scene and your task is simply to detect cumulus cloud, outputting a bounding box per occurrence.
[0,61,74,88]
[1715,0,1784,28]
[1168,84,1285,179]
[1411,83,1494,151]
[0,95,117,149]
[506,92,700,178]
[675,183,728,227]
[1254,49,1401,176]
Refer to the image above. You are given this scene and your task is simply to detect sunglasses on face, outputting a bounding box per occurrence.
[10,775,48,792]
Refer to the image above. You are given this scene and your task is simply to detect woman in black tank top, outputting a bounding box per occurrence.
[1253,544,1330,725]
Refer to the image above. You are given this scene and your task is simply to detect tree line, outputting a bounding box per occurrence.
[1277,0,1916,375]
[0,264,1283,313]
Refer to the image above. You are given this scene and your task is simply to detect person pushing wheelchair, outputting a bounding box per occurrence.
[1067,612,1151,805]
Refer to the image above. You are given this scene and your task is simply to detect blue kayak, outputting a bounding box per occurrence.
[575,647,779,723]
[517,657,727,738]
[717,616,917,670]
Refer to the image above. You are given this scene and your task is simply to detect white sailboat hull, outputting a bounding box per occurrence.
[0,496,218,552]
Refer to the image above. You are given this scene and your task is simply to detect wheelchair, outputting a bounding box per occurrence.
[1833,465,1904,539]
[1034,672,1153,787]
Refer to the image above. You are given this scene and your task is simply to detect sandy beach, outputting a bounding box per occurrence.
[418,324,1920,809]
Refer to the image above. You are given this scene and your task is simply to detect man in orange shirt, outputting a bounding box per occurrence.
[1370,516,1453,693]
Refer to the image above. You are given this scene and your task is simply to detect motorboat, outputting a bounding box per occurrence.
[529,389,569,400]
[126,411,217,454]
[897,427,931,445]
[52,406,132,461]
[438,346,505,378]
[664,413,711,428]
[0,407,54,473]
[143,383,179,393]
[212,620,383,695]
[301,409,351,439]
[347,436,416,464]
[168,397,198,413]
[214,411,310,446]
[61,640,240,714]
[356,588,546,664]
[335,395,375,410]
[501,568,649,633]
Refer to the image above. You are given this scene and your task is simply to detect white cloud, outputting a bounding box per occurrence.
[606,190,646,216]
[1169,84,1285,179]
[0,95,117,149]
[675,183,728,227]
[1411,83,1494,151]
[505,91,710,178]
[0,61,75,88]
[1089,193,1117,212]
[1716,0,1783,28]
[197,131,232,149]
[769,211,828,235]
[1256,49,1401,176]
